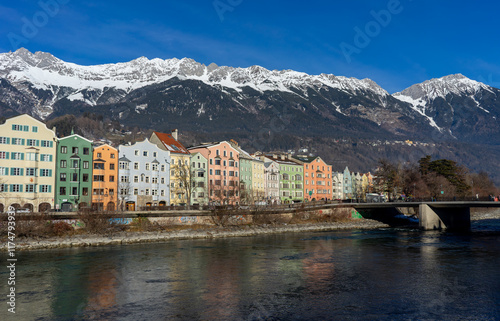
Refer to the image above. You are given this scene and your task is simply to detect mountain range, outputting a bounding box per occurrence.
[1,48,499,147]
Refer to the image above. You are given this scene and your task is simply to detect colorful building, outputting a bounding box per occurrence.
[293,155,332,201]
[188,141,241,205]
[150,130,191,205]
[0,114,57,212]
[332,172,344,200]
[55,132,93,211]
[190,152,209,206]
[261,153,303,203]
[343,166,353,199]
[91,144,118,211]
[118,139,170,210]
[251,158,266,204]
[263,159,280,204]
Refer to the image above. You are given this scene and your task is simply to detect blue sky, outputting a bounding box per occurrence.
[1,0,499,93]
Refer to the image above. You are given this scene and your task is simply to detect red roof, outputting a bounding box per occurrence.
[153,131,190,155]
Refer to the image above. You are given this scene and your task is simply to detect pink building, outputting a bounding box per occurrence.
[188,141,240,205]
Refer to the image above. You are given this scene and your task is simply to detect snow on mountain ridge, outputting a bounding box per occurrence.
[0,48,389,98]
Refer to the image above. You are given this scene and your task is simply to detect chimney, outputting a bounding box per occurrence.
[171,129,178,141]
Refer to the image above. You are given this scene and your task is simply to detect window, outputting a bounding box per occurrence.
[152,164,158,171]
[145,189,150,196]
[229,160,235,166]
[145,176,150,183]
[209,169,213,175]
[61,146,67,154]
[11,168,22,176]
[134,162,139,170]
[27,139,37,146]
[0,152,7,159]
[161,177,165,184]
[11,184,22,192]
[26,168,36,176]
[229,171,234,176]
[41,140,52,148]
[71,173,78,182]
[83,148,89,155]
[83,174,89,182]
[12,124,22,131]
[26,184,35,193]
[161,165,165,172]
[210,159,213,165]
[93,175,105,182]
[0,167,8,176]
[82,188,88,196]
[40,185,51,193]
[119,162,128,170]
[72,160,79,168]
[223,150,227,157]
[40,169,52,177]
[83,161,89,169]
[109,175,115,182]
[152,177,157,184]
[71,187,78,196]
[133,189,138,195]
[134,176,139,183]
[161,190,165,196]
[32,126,38,133]
[110,163,115,170]
[215,170,221,175]
[120,176,129,183]
[0,137,8,144]
[40,154,52,162]
[94,163,105,170]
[12,138,23,145]
[134,150,139,156]
[145,163,150,170]
[110,154,115,159]
[143,151,148,157]
[26,153,38,161]
[109,189,114,196]
[197,171,204,178]
[215,159,221,165]
[153,152,157,158]
[11,152,23,160]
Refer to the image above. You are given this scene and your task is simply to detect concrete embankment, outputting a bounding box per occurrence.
[3,219,387,251]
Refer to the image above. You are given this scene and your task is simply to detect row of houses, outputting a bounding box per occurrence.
[0,114,374,212]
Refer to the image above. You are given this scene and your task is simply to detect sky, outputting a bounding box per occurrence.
[1,0,499,93]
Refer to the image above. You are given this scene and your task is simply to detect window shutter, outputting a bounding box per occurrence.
[11,125,15,130]
[9,184,13,192]
[50,141,53,148]
[49,155,53,162]
[6,138,9,144]
[5,153,8,160]
[21,139,25,145]
[36,140,39,146]
[49,169,52,177]
[48,185,52,193]
[20,168,23,176]
[24,125,29,132]
[20,185,23,192]
[21,153,24,160]
[10,168,14,175]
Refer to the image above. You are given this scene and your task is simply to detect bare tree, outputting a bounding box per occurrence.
[171,162,208,209]
[117,180,132,211]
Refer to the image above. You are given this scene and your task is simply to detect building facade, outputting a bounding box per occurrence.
[251,158,266,204]
[332,172,344,200]
[55,133,93,211]
[150,130,191,205]
[343,166,353,199]
[91,144,118,211]
[0,114,57,212]
[261,154,303,203]
[189,141,241,205]
[190,152,208,206]
[293,155,332,201]
[118,139,170,210]
[263,160,280,204]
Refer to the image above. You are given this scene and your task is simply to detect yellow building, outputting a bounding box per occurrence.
[0,114,57,212]
[251,158,266,203]
[150,130,191,205]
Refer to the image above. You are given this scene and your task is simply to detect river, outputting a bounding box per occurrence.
[1,218,500,320]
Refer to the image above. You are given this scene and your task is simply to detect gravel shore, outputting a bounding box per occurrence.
[3,219,388,251]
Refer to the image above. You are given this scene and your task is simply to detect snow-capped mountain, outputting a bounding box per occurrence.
[393,74,500,141]
[0,48,498,144]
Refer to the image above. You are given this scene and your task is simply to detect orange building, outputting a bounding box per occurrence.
[91,144,118,211]
[293,155,332,201]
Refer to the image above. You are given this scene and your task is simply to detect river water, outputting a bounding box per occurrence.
[2,218,500,321]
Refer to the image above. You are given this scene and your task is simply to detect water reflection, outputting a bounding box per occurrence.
[1,222,499,320]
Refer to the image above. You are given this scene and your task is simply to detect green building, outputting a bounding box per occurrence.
[190,152,209,206]
[263,154,303,203]
[55,133,93,211]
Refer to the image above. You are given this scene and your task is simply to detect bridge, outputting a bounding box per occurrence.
[352,201,500,231]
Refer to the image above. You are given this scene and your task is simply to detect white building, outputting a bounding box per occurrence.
[118,139,170,210]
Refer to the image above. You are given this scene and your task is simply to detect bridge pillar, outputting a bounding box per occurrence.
[418,204,471,231]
